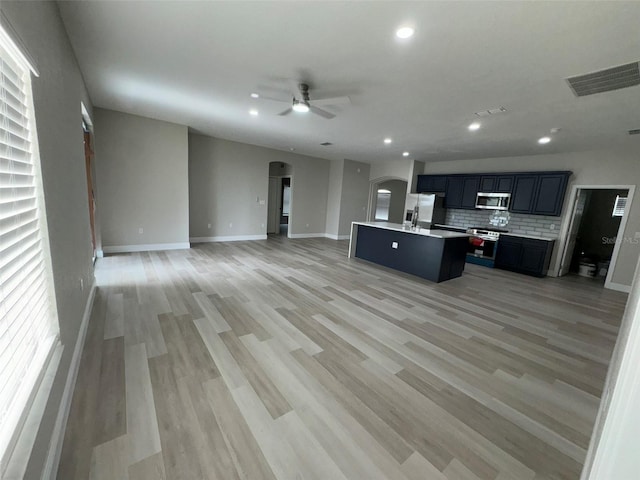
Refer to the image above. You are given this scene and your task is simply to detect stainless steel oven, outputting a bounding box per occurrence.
[466,228,502,267]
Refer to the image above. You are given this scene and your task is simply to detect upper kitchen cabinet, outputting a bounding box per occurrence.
[461,176,480,209]
[479,175,513,193]
[510,175,539,213]
[533,173,570,216]
[511,172,571,216]
[442,175,480,209]
[416,175,447,193]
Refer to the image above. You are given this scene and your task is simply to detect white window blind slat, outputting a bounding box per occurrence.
[0,26,59,471]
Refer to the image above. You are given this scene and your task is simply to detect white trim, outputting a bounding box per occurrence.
[324,233,350,240]
[605,282,632,294]
[3,341,62,480]
[554,184,635,291]
[102,242,190,253]
[40,282,96,480]
[190,235,267,243]
[96,249,104,258]
[288,233,326,239]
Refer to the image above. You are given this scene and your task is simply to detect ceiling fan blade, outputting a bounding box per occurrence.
[259,95,290,103]
[309,106,335,119]
[312,95,351,106]
[277,107,293,116]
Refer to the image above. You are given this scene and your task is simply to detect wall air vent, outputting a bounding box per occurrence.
[320,142,333,146]
[628,129,640,135]
[567,62,640,97]
[474,107,507,117]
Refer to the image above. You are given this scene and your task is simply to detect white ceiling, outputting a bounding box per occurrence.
[58,1,640,164]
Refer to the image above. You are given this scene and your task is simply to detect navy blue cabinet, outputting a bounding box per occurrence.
[479,175,513,193]
[461,176,480,209]
[495,236,555,277]
[510,175,539,213]
[418,171,570,216]
[533,174,569,216]
[444,177,463,208]
[416,175,447,193]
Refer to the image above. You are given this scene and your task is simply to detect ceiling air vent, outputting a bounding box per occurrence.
[567,62,640,97]
[320,142,333,146]
[628,129,640,135]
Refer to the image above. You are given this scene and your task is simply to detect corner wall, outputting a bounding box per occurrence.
[0,1,96,476]
[423,148,640,287]
[189,134,330,240]
[94,108,190,251]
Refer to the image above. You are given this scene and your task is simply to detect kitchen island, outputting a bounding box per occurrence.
[349,222,470,283]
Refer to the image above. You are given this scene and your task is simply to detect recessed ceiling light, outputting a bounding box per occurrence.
[538,136,551,144]
[250,93,259,98]
[468,122,481,131]
[396,26,414,39]
[384,138,392,144]
[402,151,410,157]
[249,109,259,116]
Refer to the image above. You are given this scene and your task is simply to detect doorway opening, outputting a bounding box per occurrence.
[82,104,97,261]
[368,178,408,223]
[559,185,634,289]
[268,162,293,236]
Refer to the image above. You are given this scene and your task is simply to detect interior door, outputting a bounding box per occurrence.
[267,176,279,234]
[559,189,587,276]
[84,131,96,258]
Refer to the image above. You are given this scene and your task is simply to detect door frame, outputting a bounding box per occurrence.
[554,184,635,291]
[367,176,407,222]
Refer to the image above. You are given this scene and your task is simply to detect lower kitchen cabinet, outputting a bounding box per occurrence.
[495,236,555,277]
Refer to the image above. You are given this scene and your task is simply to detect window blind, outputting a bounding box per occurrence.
[0,30,58,470]
[612,195,627,217]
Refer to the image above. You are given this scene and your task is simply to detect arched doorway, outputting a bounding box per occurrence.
[368,177,408,223]
[268,162,293,236]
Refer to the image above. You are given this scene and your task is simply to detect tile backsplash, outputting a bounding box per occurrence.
[444,209,561,239]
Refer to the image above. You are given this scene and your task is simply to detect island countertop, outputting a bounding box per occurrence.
[351,222,471,239]
[348,222,470,282]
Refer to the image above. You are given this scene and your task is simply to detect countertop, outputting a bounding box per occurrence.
[353,222,471,239]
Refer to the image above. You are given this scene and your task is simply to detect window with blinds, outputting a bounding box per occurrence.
[0,26,59,470]
[612,195,627,217]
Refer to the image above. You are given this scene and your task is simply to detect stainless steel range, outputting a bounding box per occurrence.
[465,227,507,267]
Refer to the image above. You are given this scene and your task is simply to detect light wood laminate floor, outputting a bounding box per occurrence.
[57,237,627,480]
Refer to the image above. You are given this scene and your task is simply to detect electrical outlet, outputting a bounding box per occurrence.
[207,223,211,229]
[306,223,310,228]
[229,222,233,228]
[261,223,264,228]
[392,242,398,249]
[550,224,555,230]
[138,227,143,234]
[259,200,265,205]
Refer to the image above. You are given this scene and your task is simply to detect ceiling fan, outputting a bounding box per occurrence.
[264,83,350,119]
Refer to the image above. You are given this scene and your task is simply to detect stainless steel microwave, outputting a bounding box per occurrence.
[475,192,510,210]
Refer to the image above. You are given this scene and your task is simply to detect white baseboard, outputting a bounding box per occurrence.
[102,242,190,253]
[190,235,267,243]
[40,282,96,480]
[605,281,631,293]
[288,233,326,239]
[324,233,350,240]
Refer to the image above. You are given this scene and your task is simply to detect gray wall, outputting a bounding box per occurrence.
[189,134,330,239]
[325,159,344,237]
[337,159,370,237]
[424,148,640,286]
[94,108,189,249]
[0,1,96,476]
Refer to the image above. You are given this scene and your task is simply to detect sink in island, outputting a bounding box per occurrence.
[348,222,471,283]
